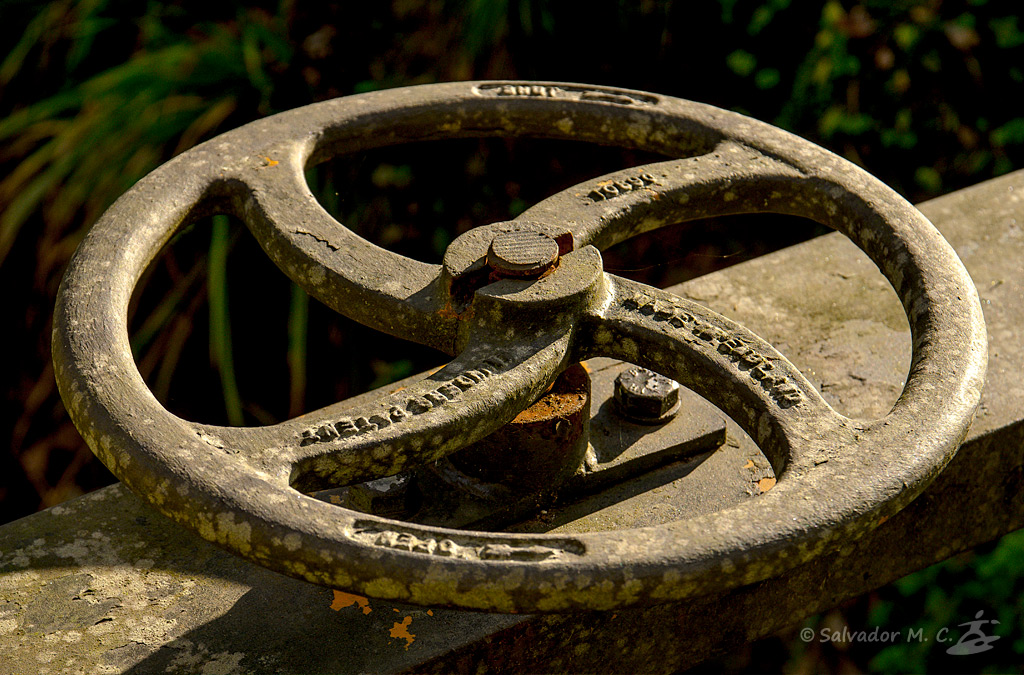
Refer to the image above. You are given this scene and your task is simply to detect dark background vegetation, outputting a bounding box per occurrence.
[2,0,1023,672]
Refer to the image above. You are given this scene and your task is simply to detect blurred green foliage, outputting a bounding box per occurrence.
[875,528,1024,671]
[1,1,1023,671]
[758,529,1024,673]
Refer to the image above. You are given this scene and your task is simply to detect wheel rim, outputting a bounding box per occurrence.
[53,81,986,612]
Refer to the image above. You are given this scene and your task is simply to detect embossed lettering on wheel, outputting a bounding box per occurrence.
[53,81,986,612]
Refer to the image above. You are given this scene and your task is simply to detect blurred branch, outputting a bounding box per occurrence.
[208,215,244,427]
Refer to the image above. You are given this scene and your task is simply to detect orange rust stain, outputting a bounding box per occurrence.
[877,515,889,526]
[512,392,586,424]
[435,293,475,323]
[534,258,561,280]
[435,303,462,321]
[390,615,415,649]
[427,610,433,616]
[757,477,777,493]
[330,590,372,614]
[263,156,279,167]
[510,364,589,424]
[743,459,755,469]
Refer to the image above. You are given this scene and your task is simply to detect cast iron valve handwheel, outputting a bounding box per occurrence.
[53,81,986,612]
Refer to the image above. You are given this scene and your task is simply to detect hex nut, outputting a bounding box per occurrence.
[614,366,681,424]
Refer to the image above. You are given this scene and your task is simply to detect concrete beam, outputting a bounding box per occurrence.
[2,170,1022,674]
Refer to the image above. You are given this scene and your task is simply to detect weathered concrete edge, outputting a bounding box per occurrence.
[417,423,1024,674]
[1,169,1020,673]
[416,169,1024,672]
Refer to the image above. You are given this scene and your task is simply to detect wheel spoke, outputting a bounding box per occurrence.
[586,275,844,472]
[193,330,572,491]
[518,139,805,250]
[237,147,459,355]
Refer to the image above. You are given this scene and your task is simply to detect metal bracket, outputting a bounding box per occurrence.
[319,358,727,531]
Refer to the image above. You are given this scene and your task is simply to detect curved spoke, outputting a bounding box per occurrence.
[584,275,845,472]
[193,329,573,491]
[518,139,805,251]
[237,147,459,354]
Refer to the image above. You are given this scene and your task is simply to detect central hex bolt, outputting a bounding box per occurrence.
[487,230,560,279]
[614,366,681,424]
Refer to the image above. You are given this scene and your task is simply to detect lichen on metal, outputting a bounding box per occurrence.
[52,81,987,612]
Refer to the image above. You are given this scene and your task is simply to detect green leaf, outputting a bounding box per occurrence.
[369,359,413,390]
[914,166,943,193]
[718,0,739,24]
[748,0,790,36]
[208,215,244,426]
[821,1,844,26]
[0,0,58,87]
[0,92,84,142]
[66,0,117,72]
[131,261,206,356]
[990,16,1024,49]
[894,23,921,51]
[726,49,757,77]
[287,283,309,417]
[755,68,781,90]
[991,118,1024,146]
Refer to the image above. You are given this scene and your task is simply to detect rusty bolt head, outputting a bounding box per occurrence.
[614,366,681,424]
[487,230,560,278]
